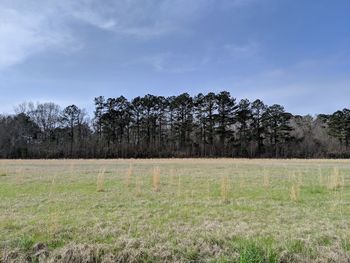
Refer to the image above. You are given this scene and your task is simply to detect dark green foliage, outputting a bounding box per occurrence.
[236,99,252,156]
[328,109,350,147]
[263,104,293,157]
[251,100,267,156]
[215,91,237,152]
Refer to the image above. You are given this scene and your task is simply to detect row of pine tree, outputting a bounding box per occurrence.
[0,91,349,158]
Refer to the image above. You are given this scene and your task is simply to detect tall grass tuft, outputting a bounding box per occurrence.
[48,211,59,239]
[207,178,211,202]
[153,166,161,192]
[177,174,182,197]
[263,169,270,190]
[126,165,133,187]
[96,168,106,192]
[328,167,344,190]
[318,166,324,186]
[135,176,142,197]
[290,184,300,202]
[221,176,230,204]
[170,168,175,186]
[47,173,59,239]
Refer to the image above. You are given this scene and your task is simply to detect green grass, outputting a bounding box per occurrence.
[0,159,350,262]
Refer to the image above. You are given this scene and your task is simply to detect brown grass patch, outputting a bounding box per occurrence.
[290,184,300,202]
[221,176,230,204]
[96,168,106,192]
[153,166,160,192]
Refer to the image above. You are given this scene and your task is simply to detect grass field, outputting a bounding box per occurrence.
[1,159,350,262]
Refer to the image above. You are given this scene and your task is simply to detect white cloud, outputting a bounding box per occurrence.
[0,0,259,70]
[66,0,210,38]
[0,0,193,69]
[0,3,78,70]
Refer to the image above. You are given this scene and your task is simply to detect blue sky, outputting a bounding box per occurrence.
[0,0,349,115]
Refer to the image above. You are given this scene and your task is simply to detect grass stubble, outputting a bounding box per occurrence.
[0,159,349,262]
[96,168,105,192]
[152,166,161,192]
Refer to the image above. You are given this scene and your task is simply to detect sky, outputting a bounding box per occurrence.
[0,0,349,116]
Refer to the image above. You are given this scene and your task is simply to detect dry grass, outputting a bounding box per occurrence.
[1,158,350,262]
[263,169,270,190]
[328,167,345,190]
[207,178,211,202]
[125,165,133,187]
[177,173,182,197]
[47,211,59,239]
[135,176,142,197]
[169,167,176,185]
[290,184,300,202]
[96,168,105,192]
[221,176,230,204]
[318,165,325,186]
[152,166,161,192]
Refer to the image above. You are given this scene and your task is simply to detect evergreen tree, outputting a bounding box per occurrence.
[215,91,237,151]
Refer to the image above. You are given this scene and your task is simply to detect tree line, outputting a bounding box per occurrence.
[0,91,349,159]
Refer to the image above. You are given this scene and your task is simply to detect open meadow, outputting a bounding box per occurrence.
[1,159,350,262]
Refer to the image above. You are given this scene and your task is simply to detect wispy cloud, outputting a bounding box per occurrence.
[67,0,211,38]
[0,0,260,70]
[0,6,76,70]
[0,0,197,69]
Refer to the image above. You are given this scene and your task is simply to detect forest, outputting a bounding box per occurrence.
[0,91,349,159]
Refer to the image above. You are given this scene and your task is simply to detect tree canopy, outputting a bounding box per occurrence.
[0,91,349,158]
